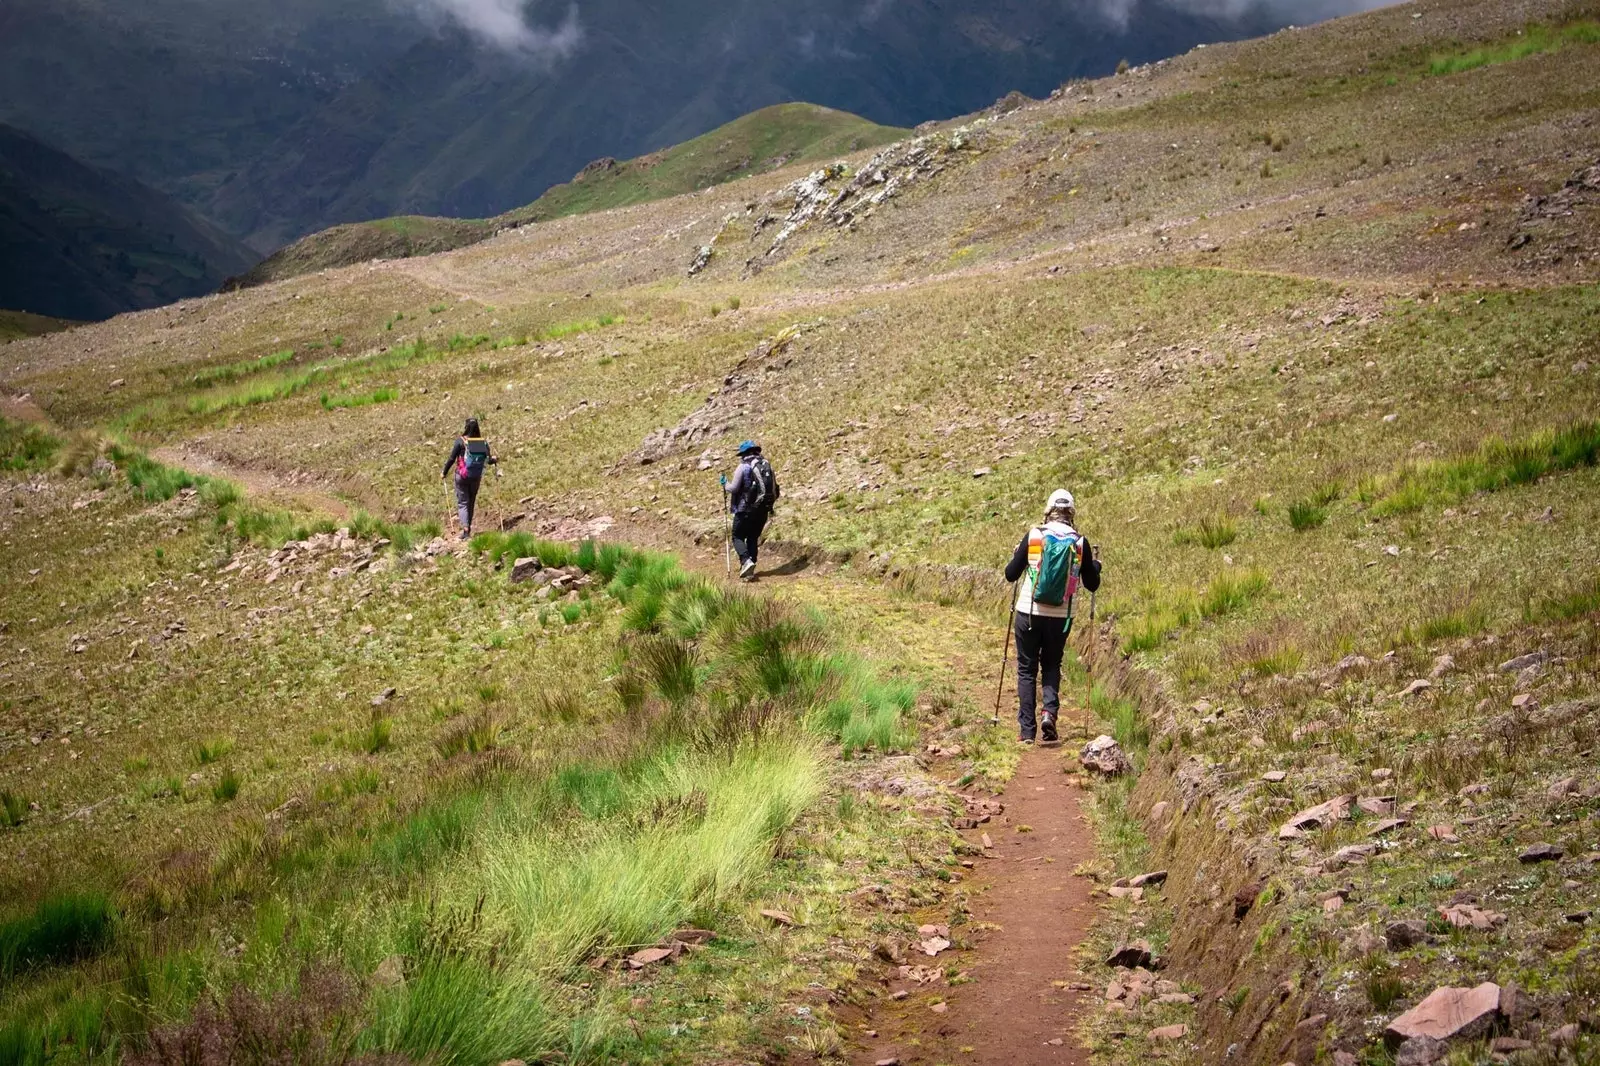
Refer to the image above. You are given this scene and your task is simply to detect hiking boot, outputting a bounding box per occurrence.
[1018,735,1035,746]
[458,529,471,541]
[739,559,757,581]
[1040,713,1058,744]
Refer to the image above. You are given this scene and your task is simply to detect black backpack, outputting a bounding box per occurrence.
[748,455,780,512]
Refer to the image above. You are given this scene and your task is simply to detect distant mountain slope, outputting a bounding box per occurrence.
[523,103,906,222]
[0,124,257,321]
[231,103,904,288]
[205,0,1286,250]
[0,310,76,344]
[0,0,421,205]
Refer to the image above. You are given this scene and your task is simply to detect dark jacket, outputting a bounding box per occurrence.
[729,455,776,515]
[1005,531,1100,590]
[442,437,496,480]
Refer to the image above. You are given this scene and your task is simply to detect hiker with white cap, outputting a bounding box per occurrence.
[1002,489,1101,744]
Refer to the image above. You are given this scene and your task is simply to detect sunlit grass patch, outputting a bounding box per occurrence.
[1427,19,1600,76]
[1370,420,1600,516]
[320,386,397,410]
[187,348,295,389]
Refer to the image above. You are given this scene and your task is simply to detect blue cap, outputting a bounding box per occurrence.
[737,440,759,455]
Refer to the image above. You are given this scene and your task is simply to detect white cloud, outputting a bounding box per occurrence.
[1092,0,1402,31]
[407,0,583,59]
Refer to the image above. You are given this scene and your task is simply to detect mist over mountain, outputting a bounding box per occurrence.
[0,0,1397,256]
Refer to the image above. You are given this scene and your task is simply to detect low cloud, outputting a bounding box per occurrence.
[406,0,583,59]
[1093,0,1401,29]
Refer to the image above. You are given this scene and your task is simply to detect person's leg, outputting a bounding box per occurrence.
[465,477,481,533]
[454,477,473,535]
[1039,616,1069,741]
[1013,611,1040,742]
[731,513,755,562]
[748,509,769,565]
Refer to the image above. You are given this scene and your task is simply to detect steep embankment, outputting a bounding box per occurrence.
[3,1,1600,1063]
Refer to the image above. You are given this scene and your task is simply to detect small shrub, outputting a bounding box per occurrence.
[727,295,741,310]
[211,769,241,804]
[1116,58,1130,74]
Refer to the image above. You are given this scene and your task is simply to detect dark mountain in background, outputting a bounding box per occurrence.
[0,0,1391,258]
[0,124,256,321]
[207,0,1294,251]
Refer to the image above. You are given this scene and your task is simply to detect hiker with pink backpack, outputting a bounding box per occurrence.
[1001,489,1101,744]
[441,417,498,539]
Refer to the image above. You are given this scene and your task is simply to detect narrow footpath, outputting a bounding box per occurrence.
[853,741,1098,1066]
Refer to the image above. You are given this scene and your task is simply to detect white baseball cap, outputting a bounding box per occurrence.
[1046,489,1075,511]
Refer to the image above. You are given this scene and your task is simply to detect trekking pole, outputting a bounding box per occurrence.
[991,579,1017,725]
[720,475,731,579]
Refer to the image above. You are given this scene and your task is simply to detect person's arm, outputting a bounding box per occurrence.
[729,464,750,509]
[442,438,463,478]
[1003,533,1030,583]
[1080,539,1102,592]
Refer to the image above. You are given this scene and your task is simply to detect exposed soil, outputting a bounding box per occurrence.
[852,746,1097,1066]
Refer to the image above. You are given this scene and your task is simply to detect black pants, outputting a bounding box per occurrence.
[454,475,481,532]
[731,509,768,564]
[1014,611,1071,739]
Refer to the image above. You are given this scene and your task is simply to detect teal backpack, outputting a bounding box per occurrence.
[1031,526,1084,608]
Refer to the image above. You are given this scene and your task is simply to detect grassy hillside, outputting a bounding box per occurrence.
[517,103,907,222]
[3,1,1600,1064]
[0,311,75,344]
[233,104,905,289]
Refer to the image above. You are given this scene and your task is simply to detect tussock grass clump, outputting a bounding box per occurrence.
[1287,499,1327,531]
[364,712,394,754]
[435,711,504,758]
[1527,575,1600,623]
[1287,481,1341,531]
[1089,683,1148,752]
[211,769,241,804]
[1392,600,1487,647]
[193,736,235,765]
[1370,420,1600,516]
[1,789,28,828]
[1200,568,1270,619]
[1173,513,1237,548]
[0,893,115,978]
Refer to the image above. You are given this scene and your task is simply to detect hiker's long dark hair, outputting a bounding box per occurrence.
[463,418,481,438]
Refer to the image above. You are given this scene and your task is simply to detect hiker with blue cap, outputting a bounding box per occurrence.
[726,440,780,581]
[1000,489,1101,744]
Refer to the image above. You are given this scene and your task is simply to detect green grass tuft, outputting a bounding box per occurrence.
[0,893,115,978]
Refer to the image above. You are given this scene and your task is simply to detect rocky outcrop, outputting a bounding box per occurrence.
[634,326,801,465]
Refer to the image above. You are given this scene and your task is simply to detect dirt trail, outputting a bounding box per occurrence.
[150,444,357,519]
[852,739,1097,1066]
